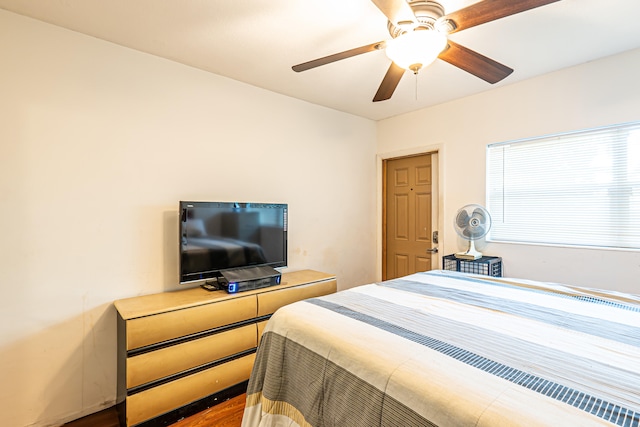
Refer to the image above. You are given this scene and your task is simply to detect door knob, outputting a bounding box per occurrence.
[426,248,438,253]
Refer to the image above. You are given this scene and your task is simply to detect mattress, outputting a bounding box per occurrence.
[242,270,640,427]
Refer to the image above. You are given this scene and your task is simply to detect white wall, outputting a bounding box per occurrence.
[0,10,377,427]
[378,48,640,294]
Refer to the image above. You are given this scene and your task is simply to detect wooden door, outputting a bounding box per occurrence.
[383,153,437,280]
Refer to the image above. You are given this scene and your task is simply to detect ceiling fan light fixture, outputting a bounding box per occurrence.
[385,29,447,73]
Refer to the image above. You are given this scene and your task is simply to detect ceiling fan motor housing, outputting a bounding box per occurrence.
[387,1,448,38]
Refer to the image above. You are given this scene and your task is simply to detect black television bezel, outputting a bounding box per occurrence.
[178,201,288,285]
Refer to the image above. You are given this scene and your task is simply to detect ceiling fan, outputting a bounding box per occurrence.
[292,0,561,102]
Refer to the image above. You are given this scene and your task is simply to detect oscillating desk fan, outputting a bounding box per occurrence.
[454,204,491,260]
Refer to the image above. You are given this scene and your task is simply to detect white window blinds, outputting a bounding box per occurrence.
[486,122,640,249]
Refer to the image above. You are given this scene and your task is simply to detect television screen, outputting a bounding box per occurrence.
[179,201,288,284]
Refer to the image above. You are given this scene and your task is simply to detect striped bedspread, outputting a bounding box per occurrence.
[242,270,640,427]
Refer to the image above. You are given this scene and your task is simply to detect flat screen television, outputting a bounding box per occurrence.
[179,201,288,284]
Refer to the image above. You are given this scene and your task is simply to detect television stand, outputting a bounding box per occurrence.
[200,282,219,292]
[114,269,336,427]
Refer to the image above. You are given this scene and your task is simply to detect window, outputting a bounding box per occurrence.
[486,122,640,249]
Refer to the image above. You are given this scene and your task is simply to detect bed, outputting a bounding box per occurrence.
[241,270,640,427]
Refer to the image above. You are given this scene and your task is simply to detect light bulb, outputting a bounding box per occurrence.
[385,30,447,73]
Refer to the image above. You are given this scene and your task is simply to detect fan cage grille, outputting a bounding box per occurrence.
[442,255,502,277]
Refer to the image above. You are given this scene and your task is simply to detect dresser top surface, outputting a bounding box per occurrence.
[114,269,335,320]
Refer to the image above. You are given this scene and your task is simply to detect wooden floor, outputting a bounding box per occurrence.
[64,393,246,427]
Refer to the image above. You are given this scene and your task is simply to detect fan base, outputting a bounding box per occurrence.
[455,251,482,260]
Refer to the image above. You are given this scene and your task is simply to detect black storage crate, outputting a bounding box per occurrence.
[442,254,502,277]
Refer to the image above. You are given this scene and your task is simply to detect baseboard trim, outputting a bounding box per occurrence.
[63,405,120,427]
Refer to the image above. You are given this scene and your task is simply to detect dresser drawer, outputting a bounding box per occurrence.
[126,295,256,350]
[126,353,256,426]
[127,323,257,389]
[256,320,268,345]
[257,279,337,316]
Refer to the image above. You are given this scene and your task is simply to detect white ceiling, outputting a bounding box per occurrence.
[2,0,640,120]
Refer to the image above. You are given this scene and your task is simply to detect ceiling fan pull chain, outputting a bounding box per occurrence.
[415,73,418,101]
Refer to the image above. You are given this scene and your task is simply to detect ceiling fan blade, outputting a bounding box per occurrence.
[373,62,405,102]
[371,0,417,26]
[438,40,513,84]
[292,41,384,72]
[442,0,561,34]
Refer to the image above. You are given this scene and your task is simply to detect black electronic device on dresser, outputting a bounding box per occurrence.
[217,265,282,293]
[179,201,287,292]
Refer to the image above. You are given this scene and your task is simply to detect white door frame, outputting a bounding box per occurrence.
[376,144,445,281]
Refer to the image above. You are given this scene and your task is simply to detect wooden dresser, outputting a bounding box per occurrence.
[114,270,336,427]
